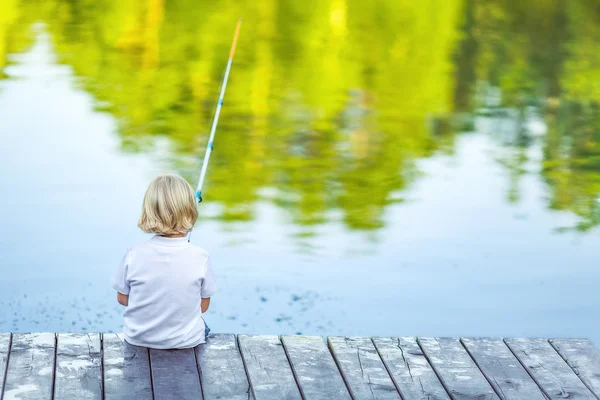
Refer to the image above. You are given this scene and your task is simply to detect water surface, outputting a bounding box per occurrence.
[0,0,599,342]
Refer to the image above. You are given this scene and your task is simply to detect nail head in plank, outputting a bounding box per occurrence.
[550,339,600,399]
[149,347,202,400]
[281,335,351,400]
[0,333,11,394]
[328,336,401,400]
[103,334,152,400]
[373,337,449,400]
[54,333,102,400]
[505,338,596,400]
[461,338,546,400]
[238,335,302,400]
[3,333,55,400]
[195,334,254,400]
[418,337,500,400]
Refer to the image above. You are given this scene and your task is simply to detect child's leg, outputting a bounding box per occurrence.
[204,317,211,338]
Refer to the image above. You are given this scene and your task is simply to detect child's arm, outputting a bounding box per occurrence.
[200,257,216,313]
[112,249,132,306]
[201,297,210,313]
[117,292,129,307]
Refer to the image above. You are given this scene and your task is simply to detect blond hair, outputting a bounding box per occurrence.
[138,174,198,235]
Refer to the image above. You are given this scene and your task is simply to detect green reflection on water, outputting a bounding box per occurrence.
[1,0,599,232]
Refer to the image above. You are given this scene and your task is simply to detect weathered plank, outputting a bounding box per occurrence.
[2,333,55,400]
[149,347,202,400]
[238,335,302,400]
[461,338,546,400]
[418,337,499,400]
[0,333,11,395]
[281,335,351,400]
[505,338,596,400]
[550,339,600,399]
[54,333,102,400]
[195,333,254,400]
[328,336,401,400]
[103,333,153,400]
[373,337,449,400]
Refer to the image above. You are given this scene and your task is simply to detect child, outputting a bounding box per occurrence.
[111,173,216,349]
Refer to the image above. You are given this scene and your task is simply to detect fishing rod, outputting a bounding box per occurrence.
[189,19,242,241]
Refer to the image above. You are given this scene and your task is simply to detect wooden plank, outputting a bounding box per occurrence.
[461,338,546,400]
[0,333,11,395]
[328,336,401,400]
[103,333,153,400]
[372,337,449,400]
[195,333,254,400]
[418,337,500,400]
[54,333,102,400]
[238,335,302,400]
[506,338,596,400]
[281,335,351,400]
[550,339,600,399]
[2,333,55,400]
[149,347,202,400]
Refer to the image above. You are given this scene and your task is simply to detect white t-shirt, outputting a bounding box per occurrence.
[111,235,216,349]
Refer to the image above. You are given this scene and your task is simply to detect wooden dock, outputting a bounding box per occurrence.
[0,333,598,399]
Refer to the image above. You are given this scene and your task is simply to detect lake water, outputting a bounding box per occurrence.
[0,0,599,343]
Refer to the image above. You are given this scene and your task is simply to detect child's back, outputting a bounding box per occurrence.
[111,174,216,349]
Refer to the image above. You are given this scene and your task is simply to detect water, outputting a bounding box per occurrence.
[0,0,599,343]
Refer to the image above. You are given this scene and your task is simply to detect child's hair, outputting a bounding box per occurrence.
[138,174,198,235]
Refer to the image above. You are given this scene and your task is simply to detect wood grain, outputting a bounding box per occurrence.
[3,333,55,400]
[149,347,203,400]
[328,336,401,400]
[281,336,351,400]
[54,333,102,400]
[461,338,546,400]
[505,338,596,400]
[373,337,449,400]
[550,339,600,399]
[196,333,253,400]
[238,335,302,400]
[103,333,152,400]
[418,337,499,400]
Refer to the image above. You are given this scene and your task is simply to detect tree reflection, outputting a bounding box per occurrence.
[1,0,599,233]
[455,0,600,231]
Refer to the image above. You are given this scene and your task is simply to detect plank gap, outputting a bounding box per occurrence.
[147,347,155,400]
[462,338,547,400]
[415,338,453,400]
[503,338,553,399]
[459,338,504,400]
[282,336,351,400]
[327,338,359,400]
[0,333,13,400]
[370,338,405,400]
[193,343,205,400]
[280,336,307,400]
[236,335,255,400]
[505,338,597,399]
[100,334,105,400]
[51,333,57,400]
[197,334,253,400]
[238,335,302,399]
[548,339,600,400]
